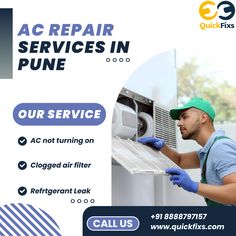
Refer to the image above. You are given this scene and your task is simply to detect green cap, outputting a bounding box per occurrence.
[170,97,215,121]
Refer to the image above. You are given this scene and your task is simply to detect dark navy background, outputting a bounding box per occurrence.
[0,8,12,79]
[83,206,235,236]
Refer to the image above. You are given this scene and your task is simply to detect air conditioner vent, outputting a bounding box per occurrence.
[154,104,177,149]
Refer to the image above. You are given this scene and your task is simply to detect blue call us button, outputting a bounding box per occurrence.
[86,216,140,231]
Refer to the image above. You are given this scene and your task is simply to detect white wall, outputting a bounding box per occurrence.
[112,165,156,205]
[215,123,236,139]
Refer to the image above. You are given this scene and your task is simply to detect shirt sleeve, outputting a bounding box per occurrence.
[210,140,236,179]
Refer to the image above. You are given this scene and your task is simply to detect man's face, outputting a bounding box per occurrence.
[177,108,202,140]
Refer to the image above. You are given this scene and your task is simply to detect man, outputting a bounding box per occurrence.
[138,97,236,206]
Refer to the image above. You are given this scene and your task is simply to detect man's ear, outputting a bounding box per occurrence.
[201,112,209,124]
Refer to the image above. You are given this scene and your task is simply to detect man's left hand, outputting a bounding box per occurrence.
[165,167,199,193]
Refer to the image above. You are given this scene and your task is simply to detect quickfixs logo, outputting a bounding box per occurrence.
[199,1,235,30]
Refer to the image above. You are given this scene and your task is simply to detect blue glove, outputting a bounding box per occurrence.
[165,168,198,193]
[138,137,165,150]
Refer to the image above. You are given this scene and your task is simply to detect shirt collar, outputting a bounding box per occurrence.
[199,130,225,155]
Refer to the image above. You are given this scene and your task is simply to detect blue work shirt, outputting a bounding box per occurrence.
[197,130,236,185]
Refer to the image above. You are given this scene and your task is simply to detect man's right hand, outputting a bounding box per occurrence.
[138,137,165,150]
